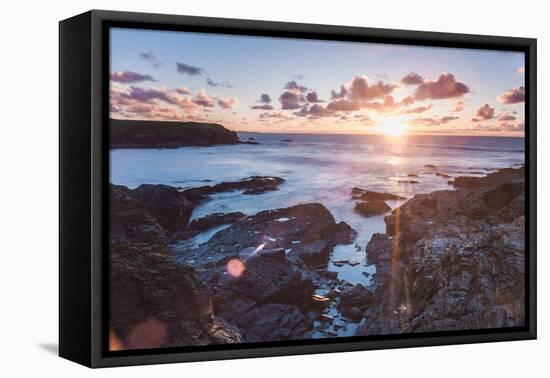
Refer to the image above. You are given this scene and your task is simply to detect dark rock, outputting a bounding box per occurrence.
[181,203,355,269]
[351,188,406,201]
[435,172,452,179]
[281,139,293,142]
[133,184,194,232]
[183,176,285,202]
[354,200,391,217]
[342,306,364,322]
[397,180,419,184]
[453,166,524,189]
[109,184,242,349]
[189,212,246,232]
[424,164,437,169]
[110,119,240,149]
[242,136,259,145]
[292,240,332,268]
[357,167,525,336]
[407,173,419,177]
[339,284,374,309]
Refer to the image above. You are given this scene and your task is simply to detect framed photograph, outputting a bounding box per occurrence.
[59,10,536,368]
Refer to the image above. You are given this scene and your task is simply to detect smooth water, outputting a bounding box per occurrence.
[110,133,525,286]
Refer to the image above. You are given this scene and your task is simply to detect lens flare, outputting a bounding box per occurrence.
[227,258,246,278]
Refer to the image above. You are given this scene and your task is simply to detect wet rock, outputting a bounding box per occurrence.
[182,203,355,269]
[109,184,241,349]
[351,188,406,201]
[408,173,419,177]
[357,167,525,336]
[133,184,194,232]
[424,164,437,169]
[354,200,391,217]
[435,172,452,179]
[397,180,419,184]
[453,166,524,189]
[339,284,374,309]
[183,176,285,202]
[243,136,259,145]
[189,211,246,232]
[342,306,363,322]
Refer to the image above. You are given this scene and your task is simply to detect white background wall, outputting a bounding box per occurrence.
[0,0,546,376]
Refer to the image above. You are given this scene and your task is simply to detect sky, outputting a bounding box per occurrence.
[110,27,526,136]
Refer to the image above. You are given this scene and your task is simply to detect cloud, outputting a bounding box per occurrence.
[192,89,216,107]
[348,76,396,101]
[306,91,323,103]
[517,66,525,74]
[401,72,423,85]
[293,104,334,118]
[401,104,433,114]
[284,80,308,93]
[176,62,205,76]
[331,85,348,99]
[499,113,517,121]
[326,98,362,112]
[217,97,239,109]
[409,115,459,127]
[472,103,495,122]
[454,100,465,112]
[259,112,293,120]
[120,86,173,103]
[497,86,525,104]
[259,94,272,104]
[279,90,305,110]
[440,116,459,123]
[414,73,469,100]
[176,86,190,95]
[206,78,233,88]
[251,104,274,110]
[139,49,155,61]
[110,71,156,84]
[251,94,274,110]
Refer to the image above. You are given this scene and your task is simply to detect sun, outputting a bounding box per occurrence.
[379,118,408,137]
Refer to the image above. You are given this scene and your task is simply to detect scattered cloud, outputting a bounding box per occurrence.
[192,89,216,107]
[306,91,323,103]
[110,71,156,84]
[409,115,459,127]
[454,100,465,112]
[176,86,190,95]
[176,62,205,76]
[284,80,308,93]
[499,113,517,121]
[401,104,433,114]
[259,94,272,104]
[251,94,274,110]
[517,66,525,74]
[348,76,396,101]
[400,72,423,85]
[217,97,239,109]
[414,73,469,100]
[331,85,348,99]
[251,104,274,110]
[139,49,155,61]
[472,103,495,122]
[497,86,525,104]
[206,78,233,88]
[279,89,305,110]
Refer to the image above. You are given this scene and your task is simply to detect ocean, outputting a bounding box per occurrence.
[110,133,525,288]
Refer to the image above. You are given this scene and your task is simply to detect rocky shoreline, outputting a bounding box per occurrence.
[109,165,525,349]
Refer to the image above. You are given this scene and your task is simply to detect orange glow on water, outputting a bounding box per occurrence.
[227,258,246,278]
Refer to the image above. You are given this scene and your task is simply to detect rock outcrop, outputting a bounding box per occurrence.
[109,184,242,350]
[356,167,525,335]
[110,119,240,149]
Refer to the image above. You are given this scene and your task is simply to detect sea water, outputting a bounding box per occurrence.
[110,133,525,286]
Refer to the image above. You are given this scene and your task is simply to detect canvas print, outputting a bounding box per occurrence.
[108,28,526,351]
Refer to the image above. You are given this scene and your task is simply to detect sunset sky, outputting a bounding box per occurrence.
[110,27,525,136]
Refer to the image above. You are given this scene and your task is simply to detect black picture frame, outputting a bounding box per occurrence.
[59,9,537,368]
